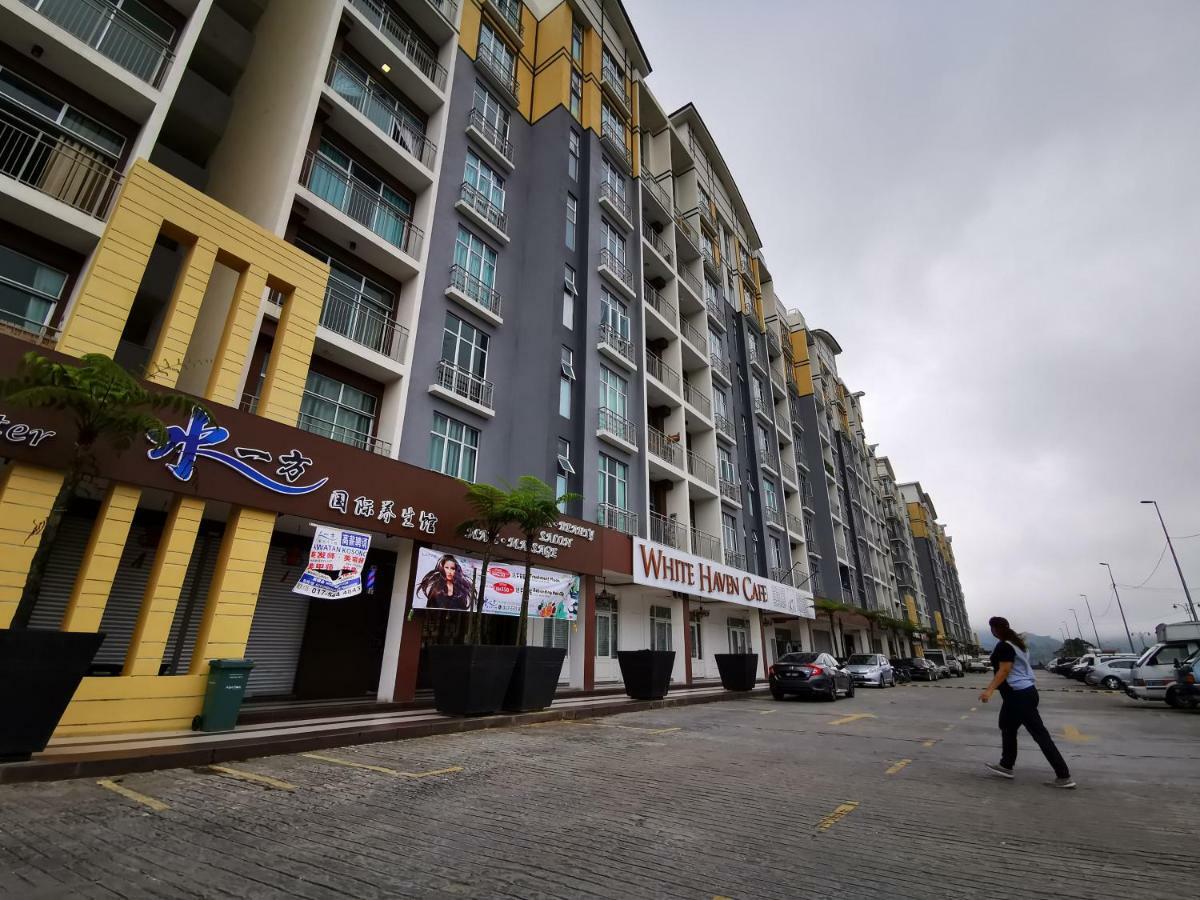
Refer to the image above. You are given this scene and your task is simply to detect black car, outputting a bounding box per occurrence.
[902,657,939,681]
[769,652,854,701]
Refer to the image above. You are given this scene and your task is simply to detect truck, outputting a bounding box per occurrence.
[921,649,963,678]
[1125,620,1200,702]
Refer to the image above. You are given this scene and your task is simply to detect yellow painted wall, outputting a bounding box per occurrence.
[0,464,65,629]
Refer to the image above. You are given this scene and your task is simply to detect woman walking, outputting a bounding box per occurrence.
[979,616,1076,788]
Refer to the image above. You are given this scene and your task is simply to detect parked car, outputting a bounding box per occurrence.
[1127,622,1200,702]
[1165,650,1199,710]
[769,652,855,701]
[1084,657,1138,690]
[965,658,989,673]
[1073,653,1138,683]
[903,657,939,681]
[946,658,965,678]
[844,654,896,688]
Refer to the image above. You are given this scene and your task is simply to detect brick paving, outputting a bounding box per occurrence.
[1,675,1195,898]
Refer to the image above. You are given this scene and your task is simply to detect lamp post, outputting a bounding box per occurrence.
[1140,500,1197,622]
[1068,607,1084,645]
[1062,619,1072,640]
[1100,562,1135,653]
[1079,593,1101,648]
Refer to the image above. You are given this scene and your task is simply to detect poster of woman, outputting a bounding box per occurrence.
[412,548,578,619]
[414,553,477,611]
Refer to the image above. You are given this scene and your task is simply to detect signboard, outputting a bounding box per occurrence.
[412,547,578,619]
[293,526,371,599]
[632,539,815,618]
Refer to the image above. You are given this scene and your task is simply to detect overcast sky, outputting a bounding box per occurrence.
[628,0,1200,643]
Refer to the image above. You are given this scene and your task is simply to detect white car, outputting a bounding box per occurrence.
[1084,657,1138,690]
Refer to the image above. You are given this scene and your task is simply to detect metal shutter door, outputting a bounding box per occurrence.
[28,514,91,631]
[243,538,311,698]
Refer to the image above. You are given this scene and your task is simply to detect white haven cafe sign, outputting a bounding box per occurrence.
[632,539,815,619]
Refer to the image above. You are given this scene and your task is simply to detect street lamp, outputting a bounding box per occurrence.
[1079,593,1101,648]
[1062,619,1072,640]
[1100,562,1136,653]
[1140,500,1197,622]
[1068,607,1084,645]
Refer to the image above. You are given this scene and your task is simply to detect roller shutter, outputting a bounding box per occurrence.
[243,536,311,698]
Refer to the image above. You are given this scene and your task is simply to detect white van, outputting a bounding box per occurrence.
[1126,621,1200,702]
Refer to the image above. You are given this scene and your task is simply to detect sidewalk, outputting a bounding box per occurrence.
[0,683,758,785]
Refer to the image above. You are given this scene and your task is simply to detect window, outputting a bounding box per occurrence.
[596,595,617,657]
[650,605,673,652]
[429,413,479,481]
[722,513,738,552]
[0,67,123,160]
[601,219,626,264]
[714,389,729,421]
[566,194,577,250]
[601,100,622,139]
[570,69,582,119]
[757,423,771,457]
[560,346,576,380]
[472,80,510,145]
[563,265,576,329]
[571,20,584,65]
[602,47,623,84]
[0,244,67,333]
[601,156,626,201]
[598,454,628,509]
[690,613,703,660]
[442,312,489,376]
[599,366,628,418]
[727,618,750,654]
[600,288,630,340]
[753,375,767,407]
[718,446,735,484]
[464,150,506,211]
[568,130,580,180]
[479,22,516,79]
[559,346,575,417]
[709,329,723,360]
[454,226,497,294]
[770,536,784,570]
[764,479,779,512]
[310,139,413,245]
[300,371,378,450]
[704,277,720,307]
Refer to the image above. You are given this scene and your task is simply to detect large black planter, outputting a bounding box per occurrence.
[714,653,759,692]
[617,649,675,700]
[503,646,567,712]
[428,644,518,716]
[0,628,105,763]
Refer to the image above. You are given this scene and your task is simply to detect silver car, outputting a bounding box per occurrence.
[844,653,896,688]
[1084,656,1139,690]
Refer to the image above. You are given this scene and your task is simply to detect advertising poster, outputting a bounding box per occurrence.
[412,547,578,619]
[293,526,372,599]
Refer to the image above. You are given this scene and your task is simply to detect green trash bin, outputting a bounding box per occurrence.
[193,659,255,732]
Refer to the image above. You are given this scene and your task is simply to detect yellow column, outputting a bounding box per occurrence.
[205,264,268,407]
[257,284,322,425]
[60,484,141,633]
[0,464,65,629]
[147,237,219,385]
[188,507,276,671]
[123,496,205,676]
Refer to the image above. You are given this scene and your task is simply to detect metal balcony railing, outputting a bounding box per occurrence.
[646,350,680,394]
[674,212,698,249]
[487,0,524,38]
[466,108,513,163]
[683,381,711,418]
[22,0,174,86]
[766,328,782,358]
[680,317,705,353]
[599,180,632,224]
[786,511,804,535]
[687,450,716,487]
[601,60,631,111]
[597,502,637,536]
[598,247,635,293]
[427,0,460,22]
[0,112,120,219]
[719,479,740,503]
[0,278,59,342]
[459,180,507,235]
[298,404,392,456]
[678,267,702,298]
[780,461,797,485]
[598,406,638,447]
[753,395,772,419]
[649,511,684,549]
[318,283,408,361]
[349,0,448,89]
[434,359,495,409]
[706,298,723,322]
[701,243,718,272]
[644,174,671,211]
[645,227,672,264]
[327,58,437,169]
[765,505,785,529]
[648,426,682,468]
[598,322,635,365]
[710,354,730,382]
[643,281,675,322]
[724,549,747,571]
[715,414,736,441]
[300,151,424,257]
[600,120,632,171]
[691,527,722,562]
[747,341,763,369]
[448,264,502,318]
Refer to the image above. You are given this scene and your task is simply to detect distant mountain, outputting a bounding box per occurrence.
[978,632,1061,664]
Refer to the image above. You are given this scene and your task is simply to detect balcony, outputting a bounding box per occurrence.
[455,180,509,243]
[597,502,637,536]
[780,461,797,486]
[466,108,514,171]
[0,276,59,343]
[747,341,766,373]
[687,450,716,488]
[719,479,740,505]
[724,549,747,571]
[643,280,676,326]
[475,41,519,106]
[649,511,685,549]
[431,359,495,415]
[601,120,632,172]
[691,527,722,563]
[298,404,392,457]
[706,298,725,328]
[314,282,409,362]
[753,395,772,420]
[0,111,120,222]
[677,267,702,303]
[644,227,673,267]
[648,426,683,470]
[766,327,782,358]
[446,264,502,325]
[674,212,699,260]
[710,355,731,386]
[598,180,633,231]
[715,414,736,443]
[643,174,672,216]
[683,381,711,419]
[20,0,174,87]
[327,58,437,173]
[348,0,449,93]
[483,0,524,47]
[646,350,680,395]
[600,61,632,117]
[765,505,785,531]
[597,406,638,451]
[701,243,719,276]
[680,317,706,356]
[598,248,636,299]
[786,511,804,537]
[597,322,636,370]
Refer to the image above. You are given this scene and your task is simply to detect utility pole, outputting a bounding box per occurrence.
[1069,607,1085,645]
[1100,562,1136,654]
[1079,594,1102,648]
[1062,619,1072,640]
[1141,500,1197,622]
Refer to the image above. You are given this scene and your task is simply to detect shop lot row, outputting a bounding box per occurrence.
[1,676,1194,900]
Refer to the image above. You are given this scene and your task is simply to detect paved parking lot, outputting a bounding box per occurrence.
[1,674,1195,899]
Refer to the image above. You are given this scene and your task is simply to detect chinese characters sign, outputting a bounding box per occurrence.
[293,526,372,599]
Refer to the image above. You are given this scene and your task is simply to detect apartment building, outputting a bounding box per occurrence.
[874,455,930,636]
[900,481,971,651]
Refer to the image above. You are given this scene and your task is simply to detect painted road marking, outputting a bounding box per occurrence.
[943,724,956,732]
[208,765,295,791]
[960,714,969,719]
[759,709,777,715]
[921,740,937,747]
[885,759,912,775]
[571,720,682,735]
[816,801,859,832]
[828,713,876,726]
[97,779,169,812]
[303,753,463,779]
[1061,725,1095,743]
[970,706,978,711]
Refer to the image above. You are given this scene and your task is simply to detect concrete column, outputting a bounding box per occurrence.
[147,237,219,382]
[60,484,141,633]
[376,540,416,701]
[0,464,65,629]
[681,597,693,685]
[581,575,595,691]
[202,264,269,405]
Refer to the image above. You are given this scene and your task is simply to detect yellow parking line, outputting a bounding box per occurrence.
[816,801,859,832]
[970,706,978,712]
[97,778,169,812]
[1061,725,1095,744]
[885,759,912,775]
[303,753,463,779]
[943,724,956,732]
[959,714,969,720]
[759,709,777,715]
[828,713,876,726]
[647,726,682,735]
[208,765,296,791]
[921,740,936,748]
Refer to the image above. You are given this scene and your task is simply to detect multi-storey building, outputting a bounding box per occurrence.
[900,481,971,651]
[874,456,930,636]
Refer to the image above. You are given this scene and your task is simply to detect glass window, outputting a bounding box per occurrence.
[300,371,378,450]
[764,479,779,512]
[718,446,735,484]
[472,80,510,143]
[571,21,584,65]
[596,595,617,657]
[556,438,574,474]
[600,288,630,340]
[757,423,771,456]
[651,605,673,652]
[598,454,628,509]
[441,312,490,376]
[559,375,571,418]
[722,513,737,552]
[568,130,580,181]
[601,100,622,138]
[570,70,582,119]
[601,156,625,200]
[566,194,577,250]
[479,22,516,78]
[600,219,625,263]
[563,264,576,329]
[0,244,68,333]
[560,346,576,380]
[770,536,783,569]
[0,68,123,159]
[704,277,720,307]
[599,366,628,418]
[454,226,497,291]
[690,615,702,660]
[727,618,750,654]
[464,150,505,211]
[429,413,479,481]
[713,388,728,420]
[753,376,767,405]
[709,329,723,359]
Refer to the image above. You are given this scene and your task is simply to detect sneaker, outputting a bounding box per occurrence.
[1045,777,1076,789]
[985,763,1014,779]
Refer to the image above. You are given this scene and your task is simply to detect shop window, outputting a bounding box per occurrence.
[650,605,672,652]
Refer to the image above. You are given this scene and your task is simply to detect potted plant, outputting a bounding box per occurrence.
[617,648,675,700]
[428,482,518,716]
[714,651,759,691]
[501,477,577,712]
[0,352,198,761]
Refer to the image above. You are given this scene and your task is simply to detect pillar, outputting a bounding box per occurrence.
[60,483,141,632]
[0,464,65,628]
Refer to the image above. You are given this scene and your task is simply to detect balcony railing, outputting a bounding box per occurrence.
[599,180,632,225]
[691,527,722,562]
[643,280,675,322]
[448,264,502,318]
[753,395,772,419]
[645,227,672,264]
[0,112,120,219]
[487,0,524,38]
[598,322,636,365]
[466,108,514,164]
[715,414,736,441]
[648,426,682,468]
[434,359,494,410]
[706,298,724,323]
[710,354,730,382]
[600,61,631,111]
[678,267,702,298]
[687,450,716,487]
[298,404,392,456]
[300,151,424,257]
[349,0,447,89]
[787,511,804,535]
[701,243,718,272]
[644,174,671,211]
[724,549,747,571]
[0,277,59,342]
[597,502,637,536]
[327,58,437,169]
[22,0,174,87]
[475,42,520,104]
[719,478,740,503]
[747,341,764,370]
[675,212,697,247]
[649,511,685,549]
[646,351,680,394]
[683,381,711,418]
[317,282,408,361]
[600,121,632,171]
[765,505,785,530]
[458,180,508,235]
[766,328,782,358]
[780,461,797,485]
[598,247,635,293]
[680,317,705,354]
[598,406,638,447]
